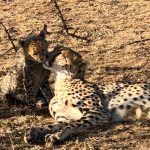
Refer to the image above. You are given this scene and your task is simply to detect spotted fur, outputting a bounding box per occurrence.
[98,82,150,122]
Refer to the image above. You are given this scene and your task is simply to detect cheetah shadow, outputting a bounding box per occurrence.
[61,120,149,150]
[0,104,50,119]
[37,121,138,146]
[100,120,150,149]
[0,90,52,119]
[69,121,133,142]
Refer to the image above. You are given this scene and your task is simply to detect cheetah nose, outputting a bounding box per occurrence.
[43,49,48,56]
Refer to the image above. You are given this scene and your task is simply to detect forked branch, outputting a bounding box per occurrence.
[118,38,150,49]
[52,0,91,43]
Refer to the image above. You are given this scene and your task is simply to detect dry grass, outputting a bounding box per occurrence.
[0,0,150,149]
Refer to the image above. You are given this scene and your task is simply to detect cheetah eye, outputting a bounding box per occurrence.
[33,51,38,55]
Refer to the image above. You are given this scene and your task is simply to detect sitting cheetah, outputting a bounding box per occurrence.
[0,25,53,107]
[98,82,150,122]
[24,45,111,145]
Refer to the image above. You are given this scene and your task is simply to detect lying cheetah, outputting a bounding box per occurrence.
[24,45,111,144]
[24,45,149,145]
[98,82,150,122]
[0,25,53,107]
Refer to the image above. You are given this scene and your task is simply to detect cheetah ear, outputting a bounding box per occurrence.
[71,51,82,63]
[39,24,50,38]
[53,44,62,51]
[62,50,78,64]
[19,39,26,47]
[62,50,71,58]
[39,31,46,39]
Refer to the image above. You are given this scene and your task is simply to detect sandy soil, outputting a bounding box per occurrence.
[0,0,150,149]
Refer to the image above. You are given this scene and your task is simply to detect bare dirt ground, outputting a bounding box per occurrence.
[0,0,150,149]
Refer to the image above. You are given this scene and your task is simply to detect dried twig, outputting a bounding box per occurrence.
[52,0,91,43]
[103,38,150,52]
[52,0,69,34]
[118,38,150,49]
[0,22,18,53]
[0,47,13,57]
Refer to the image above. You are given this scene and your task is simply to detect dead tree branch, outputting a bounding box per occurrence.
[118,38,150,49]
[52,0,91,43]
[0,47,13,57]
[0,22,18,54]
[52,0,69,34]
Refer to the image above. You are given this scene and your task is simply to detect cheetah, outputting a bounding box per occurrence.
[0,25,54,107]
[24,45,111,145]
[98,82,150,122]
[24,45,150,145]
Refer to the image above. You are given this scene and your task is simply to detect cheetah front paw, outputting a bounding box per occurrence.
[24,127,46,144]
[36,100,46,108]
[36,97,48,108]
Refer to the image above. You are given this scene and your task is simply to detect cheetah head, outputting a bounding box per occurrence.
[19,25,49,63]
[43,45,86,79]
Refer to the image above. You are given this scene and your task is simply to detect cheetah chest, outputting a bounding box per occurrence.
[51,91,83,121]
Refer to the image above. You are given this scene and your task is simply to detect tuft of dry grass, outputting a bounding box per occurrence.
[0,0,150,149]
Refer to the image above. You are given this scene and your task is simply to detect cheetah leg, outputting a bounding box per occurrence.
[24,82,38,107]
[45,111,110,144]
[40,79,53,104]
[24,74,47,108]
[26,87,46,108]
[24,121,69,144]
[23,74,37,106]
[135,107,142,120]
